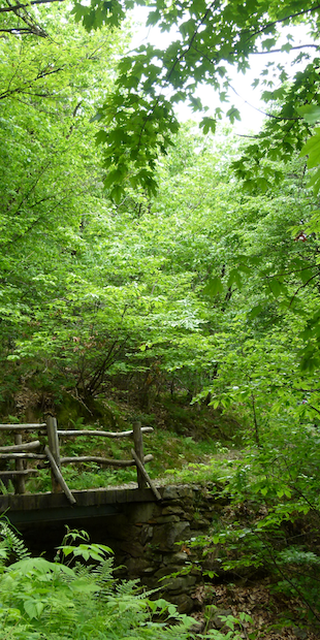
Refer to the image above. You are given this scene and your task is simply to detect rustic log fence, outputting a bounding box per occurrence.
[0,418,160,504]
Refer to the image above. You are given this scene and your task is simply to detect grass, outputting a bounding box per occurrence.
[24,428,240,493]
[0,395,242,494]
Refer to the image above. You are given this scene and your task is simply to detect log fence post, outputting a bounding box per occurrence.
[133,421,147,489]
[46,416,62,493]
[14,433,25,494]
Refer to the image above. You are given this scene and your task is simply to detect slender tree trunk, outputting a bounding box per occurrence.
[251,391,260,447]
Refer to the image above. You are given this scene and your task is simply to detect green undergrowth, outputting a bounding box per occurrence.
[177,425,320,632]
[25,429,233,493]
[0,391,242,494]
[0,523,197,640]
[0,520,261,640]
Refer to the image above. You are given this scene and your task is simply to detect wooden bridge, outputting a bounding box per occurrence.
[0,418,161,527]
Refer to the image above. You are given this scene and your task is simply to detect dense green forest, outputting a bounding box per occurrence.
[1,0,320,637]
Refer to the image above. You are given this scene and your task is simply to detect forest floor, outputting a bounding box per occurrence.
[191,581,320,640]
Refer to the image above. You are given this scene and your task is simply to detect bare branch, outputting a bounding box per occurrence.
[230,84,298,121]
[0,0,65,13]
[251,44,319,54]
[290,272,320,306]
[247,5,320,40]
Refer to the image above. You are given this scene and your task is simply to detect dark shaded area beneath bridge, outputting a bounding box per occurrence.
[0,487,159,558]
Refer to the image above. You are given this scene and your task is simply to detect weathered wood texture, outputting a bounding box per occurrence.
[60,454,153,466]
[0,486,160,517]
[0,423,46,430]
[44,446,76,505]
[0,419,155,498]
[14,434,25,494]
[57,427,153,438]
[0,470,39,476]
[46,416,62,494]
[131,449,161,500]
[0,453,46,459]
[133,421,146,489]
[0,440,41,453]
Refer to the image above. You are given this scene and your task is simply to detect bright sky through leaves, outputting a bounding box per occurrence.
[130,11,316,134]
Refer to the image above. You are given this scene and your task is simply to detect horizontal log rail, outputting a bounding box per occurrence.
[0,418,156,502]
[0,452,46,460]
[60,453,153,466]
[0,469,39,476]
[0,440,41,453]
[0,423,46,430]
[57,427,153,438]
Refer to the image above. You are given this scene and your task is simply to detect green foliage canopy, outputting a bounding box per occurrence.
[2,0,320,198]
[82,0,320,198]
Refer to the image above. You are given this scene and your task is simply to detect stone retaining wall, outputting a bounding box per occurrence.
[102,484,226,613]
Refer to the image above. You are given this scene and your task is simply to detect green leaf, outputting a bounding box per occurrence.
[110,184,124,203]
[168,604,177,615]
[202,276,223,296]
[23,599,44,620]
[227,269,242,289]
[199,117,216,135]
[226,107,241,124]
[299,269,315,285]
[307,166,320,194]
[300,129,320,169]
[298,104,320,125]
[247,304,263,320]
[268,279,285,298]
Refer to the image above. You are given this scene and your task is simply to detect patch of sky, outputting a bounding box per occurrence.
[129,8,317,135]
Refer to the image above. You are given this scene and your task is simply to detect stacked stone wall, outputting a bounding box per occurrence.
[103,484,226,612]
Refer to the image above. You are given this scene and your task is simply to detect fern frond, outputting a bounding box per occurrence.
[0,517,30,561]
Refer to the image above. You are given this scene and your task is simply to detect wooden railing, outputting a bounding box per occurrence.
[0,418,160,503]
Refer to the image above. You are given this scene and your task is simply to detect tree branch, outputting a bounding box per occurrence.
[251,44,319,54]
[0,0,64,13]
[229,84,298,121]
[290,272,320,306]
[0,64,65,101]
[247,5,320,40]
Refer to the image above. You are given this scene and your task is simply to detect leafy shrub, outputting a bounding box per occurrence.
[189,425,320,627]
[0,517,30,564]
[0,526,194,640]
